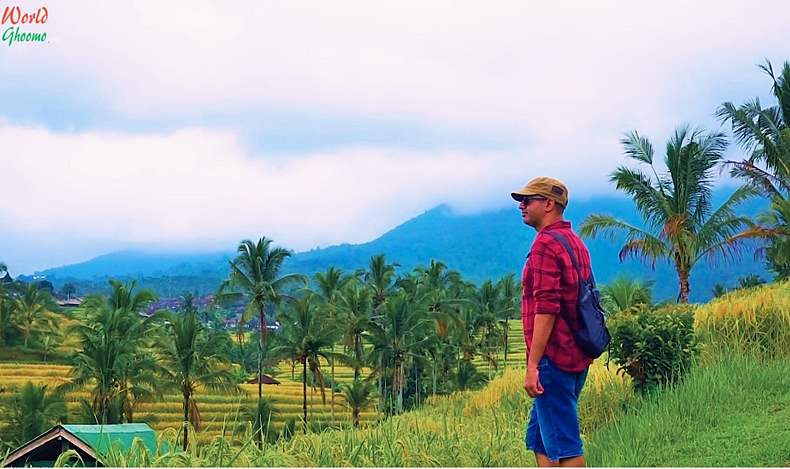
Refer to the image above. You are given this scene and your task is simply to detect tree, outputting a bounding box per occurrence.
[154,310,239,450]
[365,254,398,309]
[334,282,374,381]
[12,283,58,347]
[155,311,240,451]
[366,291,431,414]
[1,382,67,446]
[600,276,654,314]
[340,378,376,428]
[717,60,790,278]
[274,294,339,433]
[313,267,353,423]
[579,126,755,302]
[217,238,305,444]
[61,281,159,424]
[496,274,519,369]
[62,283,77,300]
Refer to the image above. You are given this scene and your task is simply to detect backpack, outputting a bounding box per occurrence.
[546,231,611,359]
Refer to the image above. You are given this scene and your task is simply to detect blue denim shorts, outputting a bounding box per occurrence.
[525,356,588,461]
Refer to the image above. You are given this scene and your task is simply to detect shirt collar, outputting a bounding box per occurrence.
[540,220,571,232]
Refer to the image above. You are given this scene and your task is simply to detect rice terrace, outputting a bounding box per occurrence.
[2,2,790,467]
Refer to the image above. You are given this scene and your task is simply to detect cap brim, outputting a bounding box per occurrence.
[511,191,534,202]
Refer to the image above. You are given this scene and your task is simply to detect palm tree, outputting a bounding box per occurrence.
[496,274,519,369]
[716,60,789,199]
[1,382,67,446]
[579,126,755,302]
[62,304,142,424]
[365,254,398,309]
[366,291,431,414]
[62,281,159,425]
[274,294,339,433]
[718,60,790,278]
[466,280,503,374]
[154,310,239,450]
[600,276,654,314]
[217,238,305,443]
[313,267,353,423]
[12,283,58,347]
[340,378,376,428]
[334,282,374,380]
[0,283,14,346]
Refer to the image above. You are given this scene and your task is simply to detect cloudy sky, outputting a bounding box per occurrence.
[1,1,789,274]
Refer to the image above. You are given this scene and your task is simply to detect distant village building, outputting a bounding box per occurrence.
[56,298,83,308]
[1,272,13,285]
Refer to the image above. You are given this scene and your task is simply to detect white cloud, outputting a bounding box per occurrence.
[4,1,789,139]
[1,0,788,273]
[0,123,619,262]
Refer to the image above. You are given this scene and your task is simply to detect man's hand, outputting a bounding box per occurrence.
[524,366,544,397]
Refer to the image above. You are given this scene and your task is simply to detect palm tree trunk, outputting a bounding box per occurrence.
[302,358,308,434]
[258,306,266,447]
[182,393,190,451]
[677,269,691,303]
[503,320,509,369]
[331,345,335,423]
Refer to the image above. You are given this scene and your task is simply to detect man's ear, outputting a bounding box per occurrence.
[544,199,555,213]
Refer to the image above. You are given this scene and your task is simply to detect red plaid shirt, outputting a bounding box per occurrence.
[522,220,594,373]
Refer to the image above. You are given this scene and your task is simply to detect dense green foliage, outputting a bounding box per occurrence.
[607,305,699,393]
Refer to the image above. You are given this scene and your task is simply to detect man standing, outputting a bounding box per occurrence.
[512,176,594,467]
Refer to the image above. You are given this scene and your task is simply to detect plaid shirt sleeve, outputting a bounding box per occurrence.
[529,238,562,315]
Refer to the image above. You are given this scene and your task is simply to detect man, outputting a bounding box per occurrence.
[511,176,594,467]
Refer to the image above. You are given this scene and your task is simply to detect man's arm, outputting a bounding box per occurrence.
[528,313,556,369]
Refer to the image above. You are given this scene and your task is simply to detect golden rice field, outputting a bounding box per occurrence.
[0,361,381,444]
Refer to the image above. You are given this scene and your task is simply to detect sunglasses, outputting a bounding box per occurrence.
[519,196,548,205]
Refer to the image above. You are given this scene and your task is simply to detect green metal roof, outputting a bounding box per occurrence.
[61,423,158,455]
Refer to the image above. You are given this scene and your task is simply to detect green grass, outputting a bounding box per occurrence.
[587,353,790,467]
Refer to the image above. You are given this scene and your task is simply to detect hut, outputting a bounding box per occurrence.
[246,374,281,385]
[3,423,157,467]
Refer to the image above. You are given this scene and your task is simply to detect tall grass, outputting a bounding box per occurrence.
[695,280,790,359]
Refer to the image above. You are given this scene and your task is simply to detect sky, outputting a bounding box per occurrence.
[1,1,789,275]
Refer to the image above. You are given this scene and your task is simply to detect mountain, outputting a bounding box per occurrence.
[36,193,771,302]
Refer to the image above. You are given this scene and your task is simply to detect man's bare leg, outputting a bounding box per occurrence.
[559,455,585,467]
[535,452,559,467]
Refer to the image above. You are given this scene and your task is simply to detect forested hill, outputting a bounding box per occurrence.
[36,194,770,302]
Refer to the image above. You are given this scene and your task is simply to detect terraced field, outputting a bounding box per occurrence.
[0,321,530,445]
[0,361,381,444]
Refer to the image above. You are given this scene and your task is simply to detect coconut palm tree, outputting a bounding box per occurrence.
[334,282,374,381]
[1,382,67,446]
[365,254,398,309]
[579,126,756,302]
[12,282,58,347]
[313,267,354,422]
[600,276,654,314]
[366,291,431,414]
[62,301,156,424]
[217,238,305,443]
[274,294,340,433]
[467,280,502,373]
[717,60,790,278]
[717,60,790,199]
[340,378,377,428]
[154,309,239,450]
[496,274,519,369]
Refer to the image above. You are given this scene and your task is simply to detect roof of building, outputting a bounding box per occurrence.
[3,423,157,467]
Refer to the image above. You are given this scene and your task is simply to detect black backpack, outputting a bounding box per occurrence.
[546,232,611,359]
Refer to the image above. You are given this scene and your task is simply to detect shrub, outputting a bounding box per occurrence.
[608,305,699,393]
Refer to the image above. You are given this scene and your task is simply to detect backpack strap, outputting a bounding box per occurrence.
[545,231,596,286]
